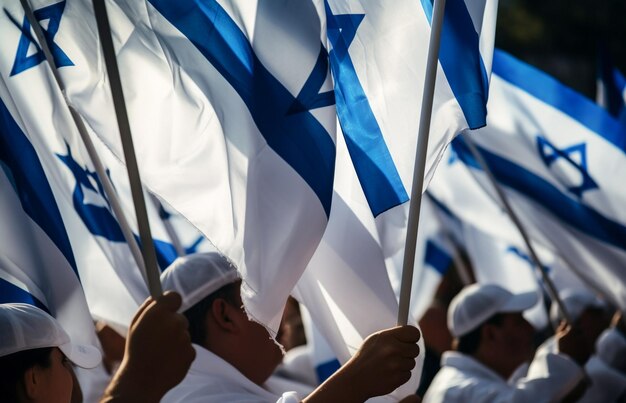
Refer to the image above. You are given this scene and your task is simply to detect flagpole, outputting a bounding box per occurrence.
[18,0,149,288]
[397,0,447,326]
[462,132,573,324]
[92,0,162,298]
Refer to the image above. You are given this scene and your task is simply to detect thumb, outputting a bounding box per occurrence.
[130,296,156,327]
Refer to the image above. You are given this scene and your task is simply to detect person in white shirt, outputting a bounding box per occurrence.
[0,303,101,403]
[532,290,626,403]
[160,252,422,403]
[0,293,196,403]
[423,283,592,403]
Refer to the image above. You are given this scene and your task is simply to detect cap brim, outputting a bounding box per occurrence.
[58,342,102,369]
[500,291,539,313]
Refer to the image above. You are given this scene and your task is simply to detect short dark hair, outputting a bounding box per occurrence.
[0,347,54,402]
[184,281,241,346]
[454,313,505,355]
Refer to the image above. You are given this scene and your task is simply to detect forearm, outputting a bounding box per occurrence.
[99,359,166,403]
[302,366,368,403]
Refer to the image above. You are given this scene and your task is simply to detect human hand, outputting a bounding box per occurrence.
[302,326,421,403]
[556,321,593,366]
[611,311,626,336]
[101,291,195,402]
[341,325,421,400]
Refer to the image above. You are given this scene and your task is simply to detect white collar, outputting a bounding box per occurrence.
[190,344,280,400]
[441,351,506,383]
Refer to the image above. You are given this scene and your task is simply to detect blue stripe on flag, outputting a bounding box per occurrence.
[148,0,335,216]
[506,246,550,274]
[0,278,49,313]
[316,358,341,383]
[427,192,458,221]
[325,2,409,216]
[0,100,79,276]
[424,240,452,275]
[493,50,626,153]
[451,136,626,252]
[421,0,489,129]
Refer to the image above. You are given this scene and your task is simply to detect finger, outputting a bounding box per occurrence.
[398,342,421,359]
[172,311,189,330]
[154,291,183,313]
[556,320,569,333]
[388,325,421,343]
[393,357,417,372]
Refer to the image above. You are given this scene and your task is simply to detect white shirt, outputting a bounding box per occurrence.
[162,345,311,403]
[537,329,626,403]
[422,351,584,403]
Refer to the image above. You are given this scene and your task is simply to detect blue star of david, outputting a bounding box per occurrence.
[447,147,459,165]
[185,236,205,254]
[56,142,125,242]
[323,3,410,216]
[536,136,598,198]
[325,4,364,62]
[290,3,365,116]
[9,1,73,77]
[288,46,335,115]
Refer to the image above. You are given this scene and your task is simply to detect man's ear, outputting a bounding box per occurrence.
[22,365,40,400]
[210,298,242,333]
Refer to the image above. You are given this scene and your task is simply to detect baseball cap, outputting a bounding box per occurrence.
[549,288,606,328]
[161,252,240,313]
[0,303,101,368]
[448,283,539,337]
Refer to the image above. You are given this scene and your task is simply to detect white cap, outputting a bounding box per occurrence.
[0,304,101,368]
[596,328,626,369]
[161,252,240,313]
[549,289,606,328]
[448,284,538,337]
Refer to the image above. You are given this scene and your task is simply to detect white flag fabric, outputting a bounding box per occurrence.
[2,2,497,399]
[0,0,208,332]
[431,50,626,311]
[0,81,96,347]
[294,0,497,399]
[387,197,454,325]
[461,225,548,329]
[429,146,594,311]
[49,0,337,333]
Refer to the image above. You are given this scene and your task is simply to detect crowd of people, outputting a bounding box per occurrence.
[1,252,625,402]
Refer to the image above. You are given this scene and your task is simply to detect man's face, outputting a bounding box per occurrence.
[241,315,283,376]
[36,348,74,403]
[231,288,283,385]
[491,313,535,371]
[577,307,610,347]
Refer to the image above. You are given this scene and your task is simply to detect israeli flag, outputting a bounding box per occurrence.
[431,50,626,311]
[45,0,337,333]
[0,1,205,332]
[461,225,549,329]
[293,0,497,399]
[0,93,97,347]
